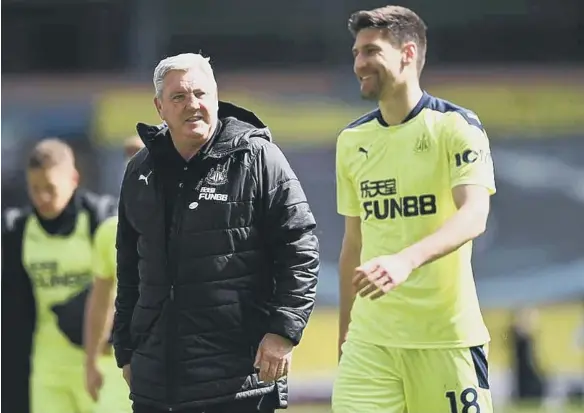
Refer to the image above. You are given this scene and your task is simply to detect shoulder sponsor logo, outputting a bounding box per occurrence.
[454,149,491,167]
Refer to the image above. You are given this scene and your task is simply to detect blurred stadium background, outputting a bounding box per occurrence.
[2,0,584,412]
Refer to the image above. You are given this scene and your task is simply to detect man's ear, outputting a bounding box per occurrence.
[402,41,417,66]
[154,96,163,119]
[72,168,80,186]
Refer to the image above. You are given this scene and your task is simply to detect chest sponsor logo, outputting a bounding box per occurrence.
[360,179,397,198]
[28,261,92,288]
[198,186,228,202]
[361,178,437,220]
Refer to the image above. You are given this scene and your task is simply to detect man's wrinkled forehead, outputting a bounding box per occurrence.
[164,68,217,93]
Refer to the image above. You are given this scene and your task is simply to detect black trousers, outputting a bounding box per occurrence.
[133,397,274,413]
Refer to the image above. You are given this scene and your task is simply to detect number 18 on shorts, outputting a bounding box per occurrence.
[332,340,493,413]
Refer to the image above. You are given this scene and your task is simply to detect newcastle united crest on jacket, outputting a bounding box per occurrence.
[205,163,228,186]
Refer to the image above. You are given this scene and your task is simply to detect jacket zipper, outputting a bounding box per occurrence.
[166,178,187,408]
[163,154,238,410]
[167,284,175,412]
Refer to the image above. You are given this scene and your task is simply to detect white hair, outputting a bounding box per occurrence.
[153,53,217,98]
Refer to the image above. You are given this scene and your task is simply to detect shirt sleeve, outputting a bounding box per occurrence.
[92,218,117,280]
[445,112,496,195]
[336,136,361,216]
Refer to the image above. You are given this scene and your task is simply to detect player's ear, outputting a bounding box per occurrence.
[402,42,417,67]
[72,168,80,186]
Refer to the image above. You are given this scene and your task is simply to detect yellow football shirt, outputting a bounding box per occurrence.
[336,92,496,348]
[22,212,94,369]
[92,216,118,280]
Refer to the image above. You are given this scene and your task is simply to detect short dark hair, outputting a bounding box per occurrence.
[28,138,75,169]
[348,5,428,75]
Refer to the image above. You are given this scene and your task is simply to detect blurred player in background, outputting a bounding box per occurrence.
[2,138,117,413]
[332,5,496,413]
[84,136,144,412]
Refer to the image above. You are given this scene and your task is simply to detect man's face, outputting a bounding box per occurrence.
[352,28,407,101]
[27,165,78,219]
[154,68,219,145]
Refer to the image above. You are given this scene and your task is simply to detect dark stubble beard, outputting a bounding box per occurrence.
[360,77,383,101]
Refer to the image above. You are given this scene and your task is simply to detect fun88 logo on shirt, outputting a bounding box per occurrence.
[360,178,437,220]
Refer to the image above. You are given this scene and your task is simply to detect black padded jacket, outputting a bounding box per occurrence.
[113,102,320,411]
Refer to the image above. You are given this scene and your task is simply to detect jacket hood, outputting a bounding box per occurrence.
[135,101,272,152]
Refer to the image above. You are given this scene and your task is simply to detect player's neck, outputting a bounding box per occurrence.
[378,83,424,126]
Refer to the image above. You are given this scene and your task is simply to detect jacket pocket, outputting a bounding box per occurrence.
[130,304,162,350]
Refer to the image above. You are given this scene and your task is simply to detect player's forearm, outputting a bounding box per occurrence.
[338,245,360,340]
[84,279,115,365]
[400,205,487,270]
[339,279,355,342]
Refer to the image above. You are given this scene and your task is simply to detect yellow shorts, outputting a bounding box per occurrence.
[31,355,130,413]
[31,369,95,413]
[332,339,493,413]
[95,356,132,413]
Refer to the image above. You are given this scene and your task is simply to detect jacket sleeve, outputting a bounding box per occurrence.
[1,209,35,413]
[113,169,140,368]
[257,142,320,345]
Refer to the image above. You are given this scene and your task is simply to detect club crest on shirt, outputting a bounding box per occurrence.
[205,163,228,186]
[414,134,430,153]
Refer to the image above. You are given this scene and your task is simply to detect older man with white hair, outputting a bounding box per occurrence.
[112,53,320,413]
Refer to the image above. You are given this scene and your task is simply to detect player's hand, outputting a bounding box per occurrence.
[85,363,104,401]
[254,333,293,383]
[122,364,132,388]
[353,254,414,300]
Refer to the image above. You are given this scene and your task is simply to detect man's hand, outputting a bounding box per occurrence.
[85,363,104,402]
[122,364,132,388]
[353,254,414,300]
[254,333,293,383]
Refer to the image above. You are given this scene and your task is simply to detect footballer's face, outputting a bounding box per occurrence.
[154,68,219,149]
[27,165,79,220]
[352,28,410,101]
